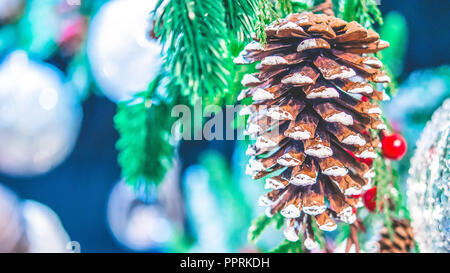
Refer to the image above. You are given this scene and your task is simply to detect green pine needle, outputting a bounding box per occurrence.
[248,215,274,243]
[114,75,176,189]
[338,0,383,27]
[276,0,293,17]
[268,239,303,253]
[224,0,259,45]
[154,0,231,106]
[254,0,279,44]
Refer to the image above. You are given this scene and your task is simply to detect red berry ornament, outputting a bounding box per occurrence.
[363,187,377,212]
[381,133,407,160]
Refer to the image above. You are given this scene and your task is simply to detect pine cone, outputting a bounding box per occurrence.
[235,12,390,250]
[378,219,415,253]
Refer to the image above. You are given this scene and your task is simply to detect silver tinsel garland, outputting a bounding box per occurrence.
[407,99,450,253]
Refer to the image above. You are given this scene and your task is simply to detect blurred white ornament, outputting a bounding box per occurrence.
[87,0,162,103]
[22,200,72,253]
[107,179,174,252]
[0,51,82,177]
[407,99,450,253]
[0,184,71,253]
[0,184,28,252]
[0,0,24,24]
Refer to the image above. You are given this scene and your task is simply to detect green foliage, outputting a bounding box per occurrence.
[114,75,176,189]
[276,0,293,17]
[254,0,279,44]
[79,0,109,15]
[335,222,351,245]
[311,220,326,248]
[373,11,407,96]
[248,212,285,244]
[116,0,274,188]
[224,0,259,45]
[379,11,408,77]
[247,213,284,242]
[274,212,285,229]
[253,0,312,44]
[268,239,303,253]
[248,215,274,242]
[371,153,406,239]
[373,155,404,218]
[154,0,232,106]
[118,0,264,188]
[292,1,312,13]
[338,0,383,27]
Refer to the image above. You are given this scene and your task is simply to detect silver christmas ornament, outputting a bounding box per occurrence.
[107,179,175,251]
[87,0,162,103]
[407,99,450,253]
[0,0,24,24]
[0,51,82,177]
[0,184,71,253]
[0,184,28,252]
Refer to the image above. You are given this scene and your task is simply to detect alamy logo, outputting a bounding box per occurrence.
[170,102,282,141]
[66,241,81,253]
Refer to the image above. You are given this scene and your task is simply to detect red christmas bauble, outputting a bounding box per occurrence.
[363,187,377,212]
[381,133,407,160]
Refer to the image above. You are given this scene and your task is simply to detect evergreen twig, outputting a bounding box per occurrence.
[268,239,303,253]
[248,213,284,243]
[114,74,176,188]
[248,215,275,242]
[338,0,383,27]
[224,0,259,45]
[154,0,231,105]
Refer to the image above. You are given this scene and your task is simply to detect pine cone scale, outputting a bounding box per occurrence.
[378,219,416,253]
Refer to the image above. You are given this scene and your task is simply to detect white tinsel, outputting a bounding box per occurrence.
[407,99,450,253]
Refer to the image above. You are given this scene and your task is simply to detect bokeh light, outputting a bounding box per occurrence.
[0,50,82,177]
[107,179,174,252]
[87,0,162,102]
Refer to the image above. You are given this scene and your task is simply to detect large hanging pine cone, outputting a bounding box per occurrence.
[378,219,415,253]
[235,12,390,250]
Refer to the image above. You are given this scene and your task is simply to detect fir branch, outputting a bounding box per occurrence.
[275,0,293,17]
[248,213,285,245]
[114,75,176,189]
[154,0,231,106]
[291,1,312,13]
[273,212,285,229]
[248,215,274,242]
[378,11,408,79]
[311,219,326,248]
[372,154,404,237]
[268,239,303,253]
[248,212,284,243]
[335,223,351,245]
[224,0,259,45]
[255,0,279,44]
[338,0,383,28]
